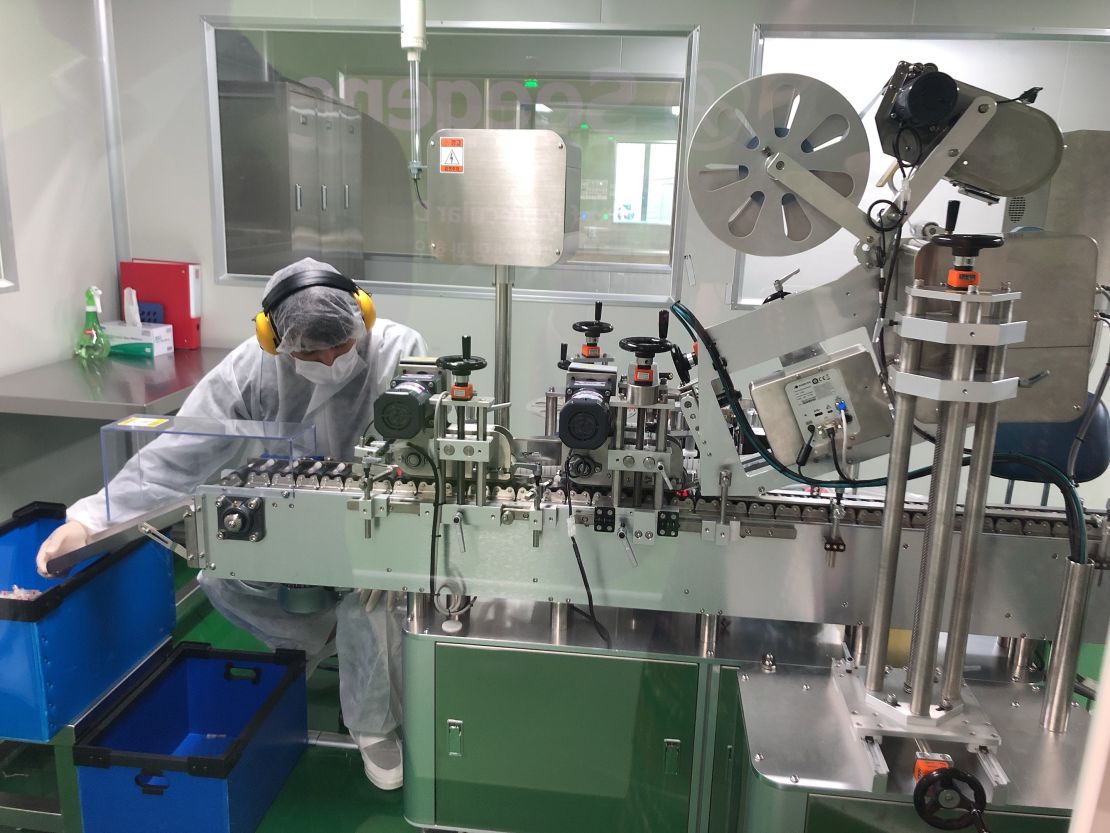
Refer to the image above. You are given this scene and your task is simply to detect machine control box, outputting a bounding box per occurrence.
[750,345,893,467]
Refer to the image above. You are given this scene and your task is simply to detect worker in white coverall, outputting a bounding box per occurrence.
[34,258,426,791]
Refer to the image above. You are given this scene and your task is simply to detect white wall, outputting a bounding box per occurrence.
[0,0,118,375]
[0,0,120,517]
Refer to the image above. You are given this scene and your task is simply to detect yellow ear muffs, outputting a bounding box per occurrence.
[254,269,373,354]
[353,288,376,332]
[254,311,280,355]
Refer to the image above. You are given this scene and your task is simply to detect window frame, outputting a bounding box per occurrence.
[0,106,17,294]
[202,18,699,308]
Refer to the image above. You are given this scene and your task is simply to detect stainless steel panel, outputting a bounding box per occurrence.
[288,88,321,263]
[913,233,1098,422]
[340,110,364,278]
[426,129,581,268]
[740,662,1090,813]
[316,96,342,269]
[199,486,1110,643]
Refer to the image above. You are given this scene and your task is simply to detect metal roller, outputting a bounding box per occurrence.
[687,73,871,256]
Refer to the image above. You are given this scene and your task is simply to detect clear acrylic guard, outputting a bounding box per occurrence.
[100,415,317,523]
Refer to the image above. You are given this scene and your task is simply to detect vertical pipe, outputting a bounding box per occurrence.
[653,413,668,511]
[941,303,1012,705]
[632,410,647,507]
[408,591,431,635]
[455,405,466,504]
[850,625,869,667]
[866,289,925,693]
[1042,560,1094,732]
[95,0,131,264]
[908,300,977,717]
[544,388,560,436]
[493,266,513,428]
[408,58,422,178]
[475,407,487,507]
[613,407,625,509]
[551,602,568,646]
[1009,637,1039,682]
[698,613,719,658]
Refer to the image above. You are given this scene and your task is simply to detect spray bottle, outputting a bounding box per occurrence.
[75,286,111,360]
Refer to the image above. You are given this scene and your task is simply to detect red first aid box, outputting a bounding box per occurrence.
[119,259,202,349]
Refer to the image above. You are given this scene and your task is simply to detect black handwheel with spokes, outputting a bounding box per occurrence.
[913,768,988,830]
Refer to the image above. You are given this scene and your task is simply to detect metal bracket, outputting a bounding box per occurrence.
[436,436,493,462]
[899,317,1027,347]
[607,448,669,473]
[898,96,997,219]
[889,369,1019,404]
[765,153,877,243]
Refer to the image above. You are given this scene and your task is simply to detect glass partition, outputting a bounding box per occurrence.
[209,26,692,299]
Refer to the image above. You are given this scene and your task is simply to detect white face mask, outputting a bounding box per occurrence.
[293,347,363,387]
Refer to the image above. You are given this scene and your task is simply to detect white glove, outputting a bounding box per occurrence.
[36,520,90,578]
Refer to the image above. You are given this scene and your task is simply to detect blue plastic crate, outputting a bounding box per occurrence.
[0,503,176,742]
[75,644,306,833]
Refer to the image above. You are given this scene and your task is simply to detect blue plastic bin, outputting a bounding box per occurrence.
[0,502,175,742]
[74,643,307,833]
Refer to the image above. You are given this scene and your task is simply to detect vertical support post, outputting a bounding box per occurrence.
[866,288,924,693]
[1042,559,1094,733]
[908,299,976,717]
[551,602,568,646]
[408,591,432,635]
[493,265,513,428]
[475,407,487,507]
[653,411,668,511]
[613,406,625,509]
[1008,637,1039,682]
[544,388,560,436]
[698,613,719,658]
[941,300,1012,706]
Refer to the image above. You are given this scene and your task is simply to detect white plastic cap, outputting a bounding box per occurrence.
[400,0,426,57]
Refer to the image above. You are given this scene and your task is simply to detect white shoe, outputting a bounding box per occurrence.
[354,732,403,790]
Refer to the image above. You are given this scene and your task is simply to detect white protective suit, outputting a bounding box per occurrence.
[67,261,426,737]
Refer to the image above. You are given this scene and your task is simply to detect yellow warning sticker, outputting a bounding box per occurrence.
[117,416,169,428]
[439,137,464,173]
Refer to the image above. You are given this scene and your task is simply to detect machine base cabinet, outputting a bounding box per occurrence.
[421,642,700,833]
[74,644,306,833]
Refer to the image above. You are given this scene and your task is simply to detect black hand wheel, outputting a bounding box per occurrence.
[436,335,487,375]
[618,336,671,359]
[436,354,487,374]
[572,301,614,338]
[931,234,1004,258]
[572,319,614,336]
[913,767,988,830]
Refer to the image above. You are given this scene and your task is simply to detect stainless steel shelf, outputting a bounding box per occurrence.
[0,348,229,420]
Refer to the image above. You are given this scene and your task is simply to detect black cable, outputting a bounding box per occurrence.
[407,444,443,598]
[413,177,427,210]
[828,427,856,484]
[996,86,1042,105]
[563,463,612,648]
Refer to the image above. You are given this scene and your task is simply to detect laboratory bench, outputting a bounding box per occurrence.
[0,349,229,421]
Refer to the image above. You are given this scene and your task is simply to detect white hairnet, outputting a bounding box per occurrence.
[264,257,364,353]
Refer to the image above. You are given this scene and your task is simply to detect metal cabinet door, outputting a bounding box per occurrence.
[434,644,699,833]
[339,108,364,278]
[315,98,343,270]
[287,89,321,262]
